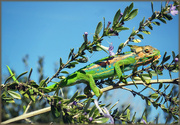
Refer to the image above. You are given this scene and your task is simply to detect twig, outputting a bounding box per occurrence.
[101,78,179,93]
[1,107,51,124]
[23,101,33,124]
[24,101,32,114]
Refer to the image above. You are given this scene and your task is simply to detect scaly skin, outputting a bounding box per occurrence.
[46,45,161,97]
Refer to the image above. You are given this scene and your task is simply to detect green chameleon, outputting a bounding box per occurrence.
[46,45,161,97]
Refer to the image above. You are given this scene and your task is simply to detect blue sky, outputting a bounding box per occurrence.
[2,1,179,123]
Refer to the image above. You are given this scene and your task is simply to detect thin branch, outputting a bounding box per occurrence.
[24,101,32,114]
[1,107,51,124]
[23,101,33,124]
[101,78,179,93]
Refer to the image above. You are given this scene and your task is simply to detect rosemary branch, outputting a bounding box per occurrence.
[1,78,178,124]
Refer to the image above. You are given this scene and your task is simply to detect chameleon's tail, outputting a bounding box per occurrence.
[44,82,58,92]
[45,74,77,92]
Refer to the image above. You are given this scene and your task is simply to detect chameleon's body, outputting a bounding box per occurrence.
[47,45,161,97]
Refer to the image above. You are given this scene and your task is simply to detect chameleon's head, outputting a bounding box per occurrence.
[131,45,161,65]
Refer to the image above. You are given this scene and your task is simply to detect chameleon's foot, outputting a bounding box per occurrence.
[120,76,128,84]
[94,89,103,97]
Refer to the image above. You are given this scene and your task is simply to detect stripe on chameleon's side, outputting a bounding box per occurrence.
[83,52,136,71]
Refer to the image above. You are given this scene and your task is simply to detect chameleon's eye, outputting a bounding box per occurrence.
[144,49,149,53]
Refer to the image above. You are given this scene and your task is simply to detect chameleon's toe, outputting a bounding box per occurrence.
[95,89,103,97]
[120,76,128,84]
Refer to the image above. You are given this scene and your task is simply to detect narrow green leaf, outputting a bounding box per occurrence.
[95,44,109,54]
[29,89,34,95]
[142,115,147,123]
[147,71,152,78]
[141,73,151,78]
[109,100,119,111]
[162,52,167,60]
[39,77,49,87]
[164,84,170,91]
[152,101,158,109]
[139,17,145,28]
[147,100,151,106]
[132,76,141,81]
[167,85,175,97]
[6,65,19,83]
[172,114,179,120]
[92,117,109,124]
[57,76,66,79]
[103,17,105,31]
[152,21,161,26]
[115,26,129,32]
[121,6,129,21]
[4,74,15,85]
[17,71,28,80]
[60,71,69,74]
[66,61,79,69]
[113,108,119,118]
[23,105,27,112]
[30,95,36,102]
[69,90,78,103]
[161,104,168,112]
[151,12,156,20]
[122,104,130,114]
[51,105,61,118]
[151,2,154,13]
[28,68,33,81]
[128,3,134,13]
[113,9,121,25]
[89,105,97,117]
[163,14,173,20]
[83,98,91,113]
[161,2,163,12]
[147,23,153,30]
[3,97,15,103]
[158,82,163,90]
[164,55,171,63]
[172,51,175,60]
[139,74,146,83]
[132,39,141,43]
[127,109,130,120]
[39,79,46,87]
[8,90,21,99]
[95,22,103,35]
[142,30,151,35]
[68,48,74,60]
[137,34,144,39]
[132,112,136,122]
[60,57,63,67]
[131,78,138,89]
[149,71,157,76]
[155,96,161,103]
[158,18,166,24]
[93,46,102,51]
[149,93,158,99]
[130,27,136,36]
[126,9,138,21]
